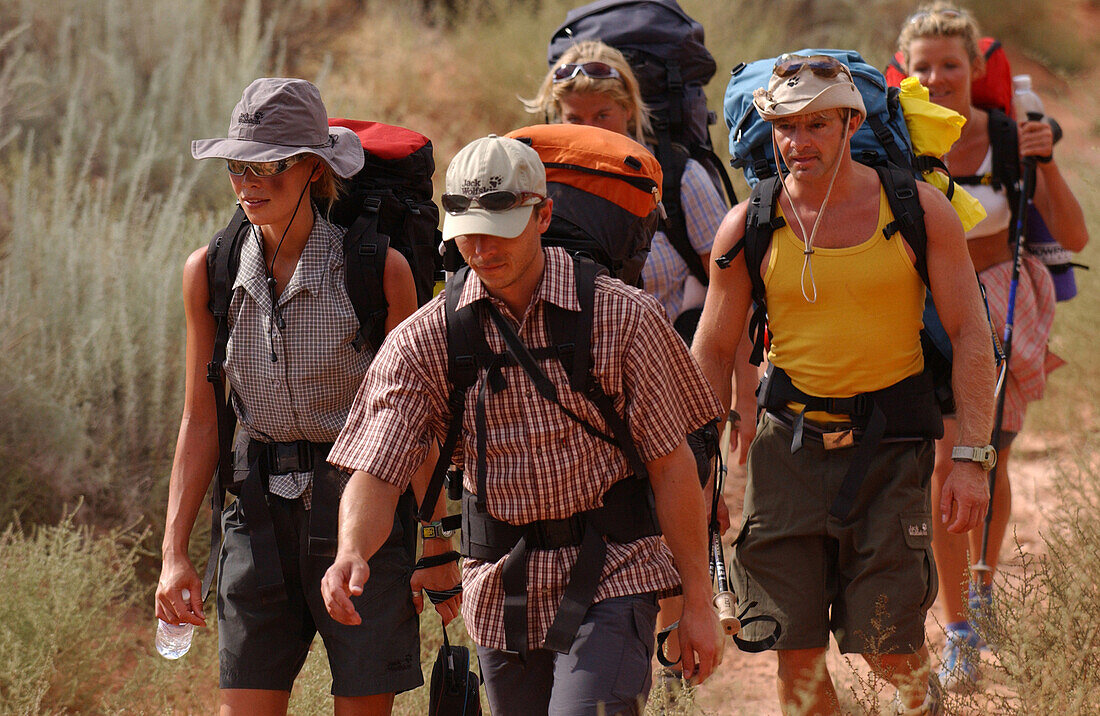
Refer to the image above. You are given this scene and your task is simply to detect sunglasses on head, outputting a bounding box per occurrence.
[226,153,311,177]
[552,61,622,83]
[441,190,545,215]
[905,8,962,25]
[773,54,850,80]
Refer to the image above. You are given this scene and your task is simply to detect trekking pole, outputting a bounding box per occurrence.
[973,113,1042,576]
[709,430,739,636]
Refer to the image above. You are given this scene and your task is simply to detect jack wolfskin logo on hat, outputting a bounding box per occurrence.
[237,111,265,125]
[786,76,801,88]
[460,176,504,195]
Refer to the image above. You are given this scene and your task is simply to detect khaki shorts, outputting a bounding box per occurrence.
[729,414,937,654]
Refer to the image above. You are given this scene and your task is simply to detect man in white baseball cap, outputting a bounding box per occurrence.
[692,56,996,715]
[322,133,725,714]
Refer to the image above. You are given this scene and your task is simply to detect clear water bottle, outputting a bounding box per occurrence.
[155,588,194,659]
[1013,74,1045,119]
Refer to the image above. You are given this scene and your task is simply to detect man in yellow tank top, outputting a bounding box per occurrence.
[692,56,996,715]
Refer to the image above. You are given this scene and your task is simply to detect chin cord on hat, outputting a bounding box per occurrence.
[771,111,852,304]
[261,170,315,363]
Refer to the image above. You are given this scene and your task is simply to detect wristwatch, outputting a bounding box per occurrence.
[951,444,997,471]
[419,521,454,540]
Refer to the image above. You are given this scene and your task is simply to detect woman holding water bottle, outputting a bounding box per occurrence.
[898,3,1089,692]
[155,77,458,715]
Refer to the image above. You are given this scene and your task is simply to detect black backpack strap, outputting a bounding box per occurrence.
[343,198,391,354]
[742,176,784,366]
[201,207,250,602]
[545,258,650,481]
[875,164,930,287]
[986,108,1021,202]
[418,268,482,524]
[690,145,738,207]
[655,142,709,285]
[865,105,912,170]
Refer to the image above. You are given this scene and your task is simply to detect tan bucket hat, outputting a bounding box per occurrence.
[753,55,866,121]
[191,77,363,178]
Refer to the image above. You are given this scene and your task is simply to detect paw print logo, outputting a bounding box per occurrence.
[786,76,801,88]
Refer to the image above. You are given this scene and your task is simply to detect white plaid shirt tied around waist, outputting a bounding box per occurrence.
[224,212,368,504]
[329,247,723,650]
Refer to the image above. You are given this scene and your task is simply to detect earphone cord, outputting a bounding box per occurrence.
[263,173,314,363]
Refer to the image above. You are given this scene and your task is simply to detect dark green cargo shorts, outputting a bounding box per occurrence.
[729,413,937,654]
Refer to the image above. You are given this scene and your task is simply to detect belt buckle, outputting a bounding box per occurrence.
[269,442,307,474]
[822,428,855,450]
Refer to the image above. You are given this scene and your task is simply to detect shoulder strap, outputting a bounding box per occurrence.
[544,257,649,481]
[875,164,930,288]
[741,176,784,366]
[201,206,250,600]
[342,200,391,354]
[986,108,1020,198]
[418,267,482,523]
[655,142,710,285]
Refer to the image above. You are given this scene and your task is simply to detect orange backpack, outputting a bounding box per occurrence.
[505,124,663,287]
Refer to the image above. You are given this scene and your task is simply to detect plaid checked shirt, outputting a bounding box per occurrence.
[329,247,723,650]
[225,213,368,505]
[640,159,727,321]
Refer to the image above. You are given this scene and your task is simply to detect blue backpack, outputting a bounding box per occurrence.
[724,49,916,186]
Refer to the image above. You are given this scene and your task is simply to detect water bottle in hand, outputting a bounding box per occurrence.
[1013,74,1045,119]
[156,588,195,659]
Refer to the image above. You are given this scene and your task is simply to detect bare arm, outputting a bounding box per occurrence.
[648,440,724,684]
[692,203,754,410]
[921,184,996,533]
[382,247,419,334]
[155,247,220,627]
[1020,120,1089,252]
[322,470,405,625]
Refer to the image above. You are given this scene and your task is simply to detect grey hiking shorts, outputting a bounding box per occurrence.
[729,413,938,654]
[217,492,422,696]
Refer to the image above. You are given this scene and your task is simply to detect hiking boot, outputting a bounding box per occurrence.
[968,583,998,650]
[893,674,944,715]
[939,622,981,693]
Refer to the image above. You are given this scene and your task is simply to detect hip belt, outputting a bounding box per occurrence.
[757,365,942,522]
[208,435,340,605]
[460,478,660,660]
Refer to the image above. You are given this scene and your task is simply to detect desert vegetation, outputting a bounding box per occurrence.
[1,0,1096,712]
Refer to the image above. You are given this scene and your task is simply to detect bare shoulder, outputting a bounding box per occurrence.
[182,246,210,305]
[712,201,750,258]
[916,182,962,227]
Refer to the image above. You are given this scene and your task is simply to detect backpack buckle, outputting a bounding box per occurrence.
[363,195,382,213]
[206,361,222,384]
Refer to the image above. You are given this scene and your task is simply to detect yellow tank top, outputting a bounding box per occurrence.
[765,187,925,409]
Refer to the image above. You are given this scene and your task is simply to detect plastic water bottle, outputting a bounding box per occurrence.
[155,588,194,659]
[1013,74,1045,119]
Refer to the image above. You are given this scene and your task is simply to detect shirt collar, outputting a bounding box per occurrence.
[232,208,338,304]
[454,246,581,316]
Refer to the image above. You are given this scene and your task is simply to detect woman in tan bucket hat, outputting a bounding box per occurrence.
[156,78,453,715]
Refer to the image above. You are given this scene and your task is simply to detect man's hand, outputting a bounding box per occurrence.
[155,554,207,627]
[411,539,463,625]
[727,410,756,466]
[322,553,371,625]
[939,462,990,534]
[676,595,725,684]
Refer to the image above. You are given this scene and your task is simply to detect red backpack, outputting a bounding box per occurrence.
[886,37,1015,117]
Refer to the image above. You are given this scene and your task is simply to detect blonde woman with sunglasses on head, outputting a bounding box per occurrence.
[156,78,458,715]
[897,3,1089,694]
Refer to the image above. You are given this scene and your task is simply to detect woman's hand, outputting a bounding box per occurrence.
[1018,118,1054,162]
[411,538,463,625]
[155,555,206,627]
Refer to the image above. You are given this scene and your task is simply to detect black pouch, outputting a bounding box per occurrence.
[429,620,482,715]
[686,418,721,488]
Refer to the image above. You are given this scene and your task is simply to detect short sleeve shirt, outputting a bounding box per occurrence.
[640,159,727,320]
[329,247,723,650]
[225,213,369,501]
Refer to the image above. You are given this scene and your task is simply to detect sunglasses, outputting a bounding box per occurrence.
[905,8,962,25]
[441,190,545,215]
[552,61,622,83]
[773,54,851,80]
[226,153,311,177]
